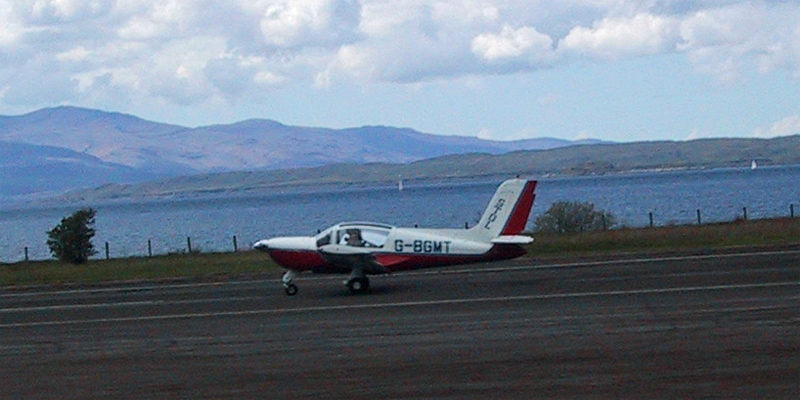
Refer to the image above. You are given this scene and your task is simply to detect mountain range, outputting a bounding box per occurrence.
[0,106,601,197]
[57,135,800,202]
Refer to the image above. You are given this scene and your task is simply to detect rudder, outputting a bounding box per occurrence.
[472,179,537,240]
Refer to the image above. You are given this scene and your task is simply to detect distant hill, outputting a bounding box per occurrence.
[0,106,602,197]
[0,141,158,197]
[0,107,190,175]
[56,135,800,202]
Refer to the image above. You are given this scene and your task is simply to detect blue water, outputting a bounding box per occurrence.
[2,165,799,262]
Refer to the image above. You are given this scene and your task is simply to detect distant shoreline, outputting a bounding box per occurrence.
[5,163,797,211]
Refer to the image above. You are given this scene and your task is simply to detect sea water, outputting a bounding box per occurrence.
[1,165,798,262]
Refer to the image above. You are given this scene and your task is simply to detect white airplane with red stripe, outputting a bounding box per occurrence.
[254,178,538,295]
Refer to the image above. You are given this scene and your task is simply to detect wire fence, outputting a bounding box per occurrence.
[7,203,798,263]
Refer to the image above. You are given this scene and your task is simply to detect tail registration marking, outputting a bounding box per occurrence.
[484,198,506,229]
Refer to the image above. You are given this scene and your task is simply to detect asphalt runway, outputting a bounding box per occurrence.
[1,250,798,399]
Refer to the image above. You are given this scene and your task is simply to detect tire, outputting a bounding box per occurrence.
[285,284,298,296]
[347,277,370,294]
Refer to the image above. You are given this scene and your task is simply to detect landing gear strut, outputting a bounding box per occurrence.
[282,270,299,296]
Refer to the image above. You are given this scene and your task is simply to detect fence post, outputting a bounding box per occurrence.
[742,207,748,221]
[649,212,654,228]
[105,242,110,260]
[24,247,29,262]
[696,209,702,225]
[148,239,153,257]
[233,235,238,252]
[187,237,192,253]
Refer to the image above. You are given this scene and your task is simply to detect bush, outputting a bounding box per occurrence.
[46,208,98,264]
[535,201,616,234]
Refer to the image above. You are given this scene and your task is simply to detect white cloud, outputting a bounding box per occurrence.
[55,45,90,62]
[471,25,554,63]
[205,54,287,97]
[258,0,361,48]
[20,0,112,23]
[321,0,504,83]
[0,6,22,46]
[1,0,800,112]
[678,2,800,81]
[560,13,679,60]
[754,115,800,138]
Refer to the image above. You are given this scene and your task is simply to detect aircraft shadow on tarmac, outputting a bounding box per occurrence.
[297,279,408,298]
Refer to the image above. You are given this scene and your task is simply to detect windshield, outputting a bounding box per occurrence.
[336,225,391,248]
[315,229,333,247]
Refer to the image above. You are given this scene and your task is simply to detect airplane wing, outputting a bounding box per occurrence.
[319,245,390,275]
[373,254,415,269]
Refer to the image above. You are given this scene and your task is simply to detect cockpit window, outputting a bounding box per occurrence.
[336,226,391,248]
[316,232,331,247]
[344,229,365,246]
[361,227,390,247]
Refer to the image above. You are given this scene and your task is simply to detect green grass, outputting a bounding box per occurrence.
[2,218,798,287]
[0,251,279,287]
[530,217,800,257]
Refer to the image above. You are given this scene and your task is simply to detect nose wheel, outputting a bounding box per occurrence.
[282,270,299,296]
[284,283,298,296]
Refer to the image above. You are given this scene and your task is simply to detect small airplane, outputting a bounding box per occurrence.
[254,178,538,295]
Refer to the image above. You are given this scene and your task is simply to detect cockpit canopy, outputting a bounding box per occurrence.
[315,222,394,248]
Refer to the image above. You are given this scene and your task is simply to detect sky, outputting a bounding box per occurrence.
[1,0,800,142]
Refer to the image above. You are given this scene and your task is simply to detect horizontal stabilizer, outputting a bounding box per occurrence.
[491,235,534,244]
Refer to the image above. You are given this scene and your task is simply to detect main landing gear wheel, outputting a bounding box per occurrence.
[346,277,370,294]
[284,283,298,296]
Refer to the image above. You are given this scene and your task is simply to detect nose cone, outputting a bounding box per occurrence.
[253,237,317,252]
[253,239,271,252]
[253,236,326,270]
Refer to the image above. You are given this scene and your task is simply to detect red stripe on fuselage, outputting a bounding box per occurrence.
[267,249,328,270]
[501,181,537,235]
[373,244,527,273]
[268,246,529,275]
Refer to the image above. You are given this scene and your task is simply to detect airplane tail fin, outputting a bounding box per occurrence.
[471,179,538,241]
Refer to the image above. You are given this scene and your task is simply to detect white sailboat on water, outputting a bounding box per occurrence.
[751,160,758,170]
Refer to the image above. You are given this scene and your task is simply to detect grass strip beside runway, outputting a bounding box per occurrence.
[533,217,800,256]
[0,251,274,287]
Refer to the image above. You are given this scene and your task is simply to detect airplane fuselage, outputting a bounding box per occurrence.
[258,225,527,275]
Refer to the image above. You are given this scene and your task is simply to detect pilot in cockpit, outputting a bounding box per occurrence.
[345,229,365,247]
